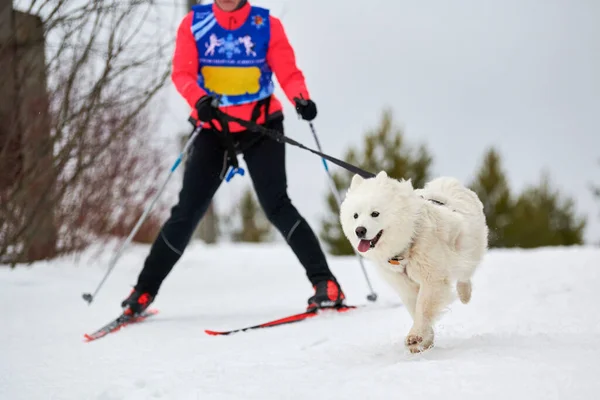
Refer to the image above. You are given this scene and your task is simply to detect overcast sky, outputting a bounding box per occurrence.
[152,0,600,244]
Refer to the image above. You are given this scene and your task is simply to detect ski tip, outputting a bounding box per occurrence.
[83,331,109,343]
[83,332,105,342]
[336,305,357,312]
[204,329,228,336]
[82,308,160,343]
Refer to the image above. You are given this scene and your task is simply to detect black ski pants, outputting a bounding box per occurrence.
[134,117,334,295]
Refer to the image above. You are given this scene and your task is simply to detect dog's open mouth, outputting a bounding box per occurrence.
[358,230,383,252]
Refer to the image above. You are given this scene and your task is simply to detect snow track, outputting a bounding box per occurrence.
[1,243,599,399]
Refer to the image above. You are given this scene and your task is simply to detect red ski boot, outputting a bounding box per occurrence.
[121,289,154,316]
[307,278,346,311]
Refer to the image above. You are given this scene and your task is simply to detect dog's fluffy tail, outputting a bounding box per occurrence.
[416,176,484,217]
[417,176,488,265]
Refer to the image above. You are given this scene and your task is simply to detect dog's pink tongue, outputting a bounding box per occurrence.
[357,240,370,252]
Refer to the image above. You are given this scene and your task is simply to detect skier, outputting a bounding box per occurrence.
[120,0,347,316]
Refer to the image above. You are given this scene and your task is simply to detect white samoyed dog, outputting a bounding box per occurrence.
[339,171,488,353]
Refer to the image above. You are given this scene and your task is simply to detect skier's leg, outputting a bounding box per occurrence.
[122,129,228,313]
[241,117,345,308]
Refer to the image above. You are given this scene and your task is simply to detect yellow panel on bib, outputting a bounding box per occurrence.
[201,66,261,96]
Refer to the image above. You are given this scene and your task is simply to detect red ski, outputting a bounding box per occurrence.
[204,305,357,336]
[83,308,159,342]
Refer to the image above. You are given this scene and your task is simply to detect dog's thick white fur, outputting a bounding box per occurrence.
[339,171,488,353]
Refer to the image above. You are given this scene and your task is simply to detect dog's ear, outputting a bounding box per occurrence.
[349,174,365,190]
[394,178,415,192]
[395,177,414,192]
[376,170,388,180]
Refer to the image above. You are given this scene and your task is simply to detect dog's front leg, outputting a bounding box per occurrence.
[376,265,419,319]
[405,280,451,353]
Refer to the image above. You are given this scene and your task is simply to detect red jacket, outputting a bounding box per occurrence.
[171,2,311,132]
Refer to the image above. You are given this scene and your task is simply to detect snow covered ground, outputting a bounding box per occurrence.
[1,242,599,399]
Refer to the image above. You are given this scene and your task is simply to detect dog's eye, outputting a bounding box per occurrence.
[353,213,358,219]
[371,211,380,218]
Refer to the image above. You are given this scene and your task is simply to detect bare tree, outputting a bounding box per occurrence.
[1,0,173,265]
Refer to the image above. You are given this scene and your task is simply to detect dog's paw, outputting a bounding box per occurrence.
[457,280,472,304]
[405,333,434,353]
[405,334,423,346]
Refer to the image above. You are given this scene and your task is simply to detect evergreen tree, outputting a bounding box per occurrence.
[591,159,600,218]
[230,188,273,243]
[468,147,513,247]
[593,183,600,207]
[592,164,600,245]
[503,171,586,247]
[319,108,434,255]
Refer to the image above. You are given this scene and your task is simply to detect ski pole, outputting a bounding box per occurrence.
[81,123,204,305]
[304,120,378,302]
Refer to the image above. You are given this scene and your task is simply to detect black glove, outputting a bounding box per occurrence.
[294,97,317,121]
[195,95,220,122]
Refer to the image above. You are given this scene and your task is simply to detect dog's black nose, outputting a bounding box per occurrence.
[355,226,367,238]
